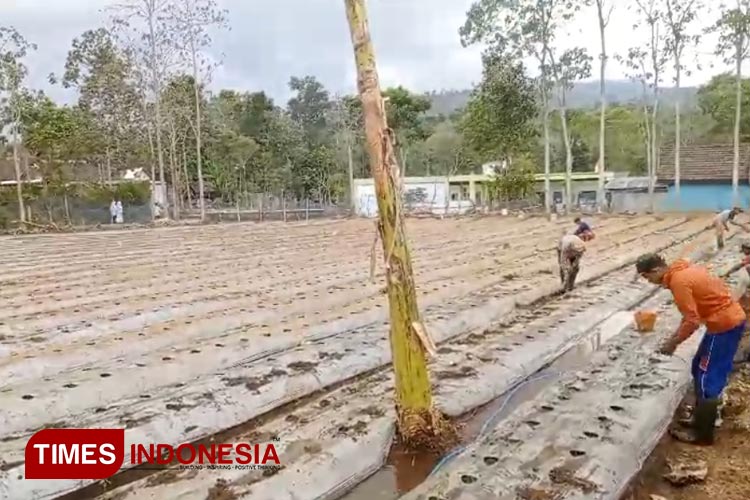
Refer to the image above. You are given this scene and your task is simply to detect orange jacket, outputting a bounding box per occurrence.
[663,259,746,340]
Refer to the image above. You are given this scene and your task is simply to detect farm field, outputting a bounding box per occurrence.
[0,214,721,499]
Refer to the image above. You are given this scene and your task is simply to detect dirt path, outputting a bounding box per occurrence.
[626,366,750,500]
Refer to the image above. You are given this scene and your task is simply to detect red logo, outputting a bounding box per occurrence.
[25,429,125,479]
[699,355,710,372]
[25,428,282,479]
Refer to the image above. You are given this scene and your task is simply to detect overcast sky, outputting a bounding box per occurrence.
[0,0,726,106]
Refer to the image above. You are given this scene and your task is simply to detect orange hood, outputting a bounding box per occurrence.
[662,259,691,287]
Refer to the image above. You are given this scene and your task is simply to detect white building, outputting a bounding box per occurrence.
[352,171,617,217]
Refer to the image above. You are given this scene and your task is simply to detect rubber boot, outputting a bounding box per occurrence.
[678,396,724,429]
[563,258,580,292]
[671,398,719,445]
[567,265,579,292]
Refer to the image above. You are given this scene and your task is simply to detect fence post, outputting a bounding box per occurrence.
[282,191,287,222]
[236,197,241,222]
[305,198,309,222]
[259,195,263,222]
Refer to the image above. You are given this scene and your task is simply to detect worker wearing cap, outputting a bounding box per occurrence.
[636,253,746,445]
[558,234,586,292]
[573,217,595,242]
[713,207,744,249]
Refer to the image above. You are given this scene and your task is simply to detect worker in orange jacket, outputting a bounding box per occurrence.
[636,253,746,445]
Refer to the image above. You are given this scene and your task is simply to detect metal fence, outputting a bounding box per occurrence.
[0,196,152,229]
[177,193,350,223]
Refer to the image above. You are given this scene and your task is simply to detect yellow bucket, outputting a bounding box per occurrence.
[634,310,657,332]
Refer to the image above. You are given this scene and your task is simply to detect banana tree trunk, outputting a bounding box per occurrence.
[343,0,455,450]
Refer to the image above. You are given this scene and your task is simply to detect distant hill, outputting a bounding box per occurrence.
[426,80,698,116]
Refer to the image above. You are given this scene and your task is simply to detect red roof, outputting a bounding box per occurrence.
[658,143,750,182]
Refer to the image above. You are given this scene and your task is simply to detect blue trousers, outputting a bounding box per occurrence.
[692,321,745,400]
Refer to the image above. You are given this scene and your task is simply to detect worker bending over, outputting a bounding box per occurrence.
[724,240,750,361]
[636,253,746,445]
[573,217,595,242]
[558,234,586,292]
[713,207,744,249]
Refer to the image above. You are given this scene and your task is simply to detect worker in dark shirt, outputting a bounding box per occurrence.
[573,217,595,242]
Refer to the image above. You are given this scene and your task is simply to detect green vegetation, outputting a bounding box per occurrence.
[0,0,748,218]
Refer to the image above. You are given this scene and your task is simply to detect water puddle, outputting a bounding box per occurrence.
[342,310,634,500]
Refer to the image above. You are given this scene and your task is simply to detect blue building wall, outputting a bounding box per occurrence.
[660,184,750,211]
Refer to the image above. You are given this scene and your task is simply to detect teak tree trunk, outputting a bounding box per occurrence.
[190,36,206,221]
[347,141,356,212]
[733,39,743,205]
[558,103,574,211]
[673,58,681,208]
[343,0,456,451]
[596,0,609,212]
[11,120,25,223]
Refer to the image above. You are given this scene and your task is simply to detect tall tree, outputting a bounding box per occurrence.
[62,28,143,183]
[622,47,656,204]
[632,0,669,212]
[162,74,199,217]
[711,2,750,204]
[461,0,573,214]
[287,75,332,145]
[547,47,592,210]
[664,0,703,206]
[0,27,36,223]
[343,0,456,450]
[22,97,92,179]
[169,0,227,220]
[697,73,750,135]
[20,95,101,222]
[460,51,537,163]
[111,0,175,215]
[327,94,363,210]
[420,121,475,177]
[382,86,431,176]
[593,0,614,211]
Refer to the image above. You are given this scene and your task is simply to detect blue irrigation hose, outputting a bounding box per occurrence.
[429,370,562,477]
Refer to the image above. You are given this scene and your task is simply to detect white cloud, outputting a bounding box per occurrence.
[0,0,727,104]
